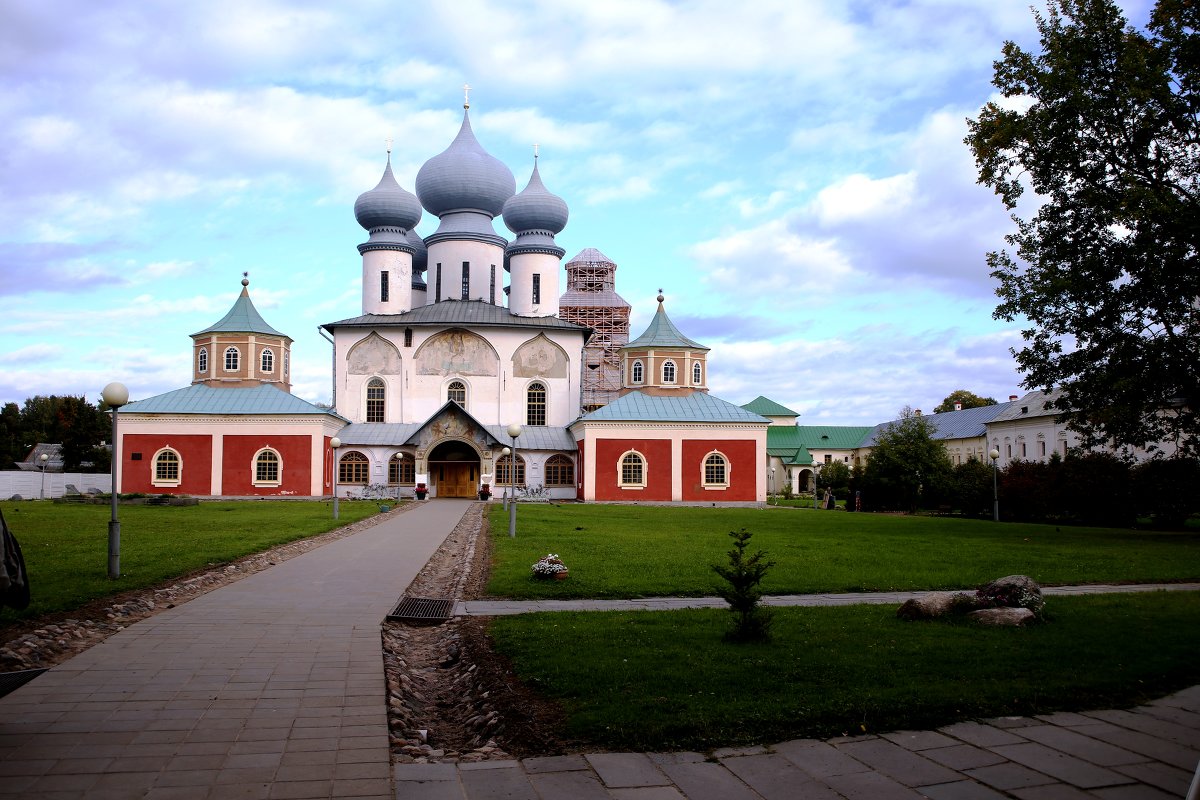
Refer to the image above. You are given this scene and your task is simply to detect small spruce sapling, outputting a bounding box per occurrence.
[712,528,776,642]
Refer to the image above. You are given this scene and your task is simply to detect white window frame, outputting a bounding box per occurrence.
[224,346,240,372]
[701,451,729,489]
[152,447,182,488]
[252,448,281,487]
[446,379,468,407]
[366,377,386,423]
[198,347,208,374]
[662,360,676,384]
[260,348,274,374]
[526,381,547,426]
[692,362,702,385]
[618,450,646,489]
[631,359,644,384]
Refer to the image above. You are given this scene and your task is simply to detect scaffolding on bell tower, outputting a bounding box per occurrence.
[559,248,631,414]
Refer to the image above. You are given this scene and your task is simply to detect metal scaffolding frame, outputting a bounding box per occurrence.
[559,249,631,414]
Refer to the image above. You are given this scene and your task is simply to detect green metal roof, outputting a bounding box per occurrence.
[796,425,875,449]
[621,299,708,351]
[193,283,288,339]
[122,384,344,418]
[574,390,767,424]
[741,396,799,417]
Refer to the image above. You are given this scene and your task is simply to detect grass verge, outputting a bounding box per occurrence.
[486,504,1200,598]
[488,591,1200,752]
[0,500,380,621]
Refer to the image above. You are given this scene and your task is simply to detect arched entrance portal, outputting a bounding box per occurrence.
[428,440,481,498]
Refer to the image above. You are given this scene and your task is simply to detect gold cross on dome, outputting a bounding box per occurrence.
[533,143,539,160]
[463,83,471,109]
[385,136,393,154]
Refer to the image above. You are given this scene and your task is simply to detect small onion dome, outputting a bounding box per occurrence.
[405,229,428,274]
[503,162,568,235]
[416,111,515,218]
[354,159,421,233]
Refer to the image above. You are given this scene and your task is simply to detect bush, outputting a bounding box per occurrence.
[951,459,994,518]
[1132,458,1200,528]
[712,529,775,643]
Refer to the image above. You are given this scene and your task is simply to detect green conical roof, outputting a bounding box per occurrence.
[741,396,799,417]
[622,295,708,351]
[192,278,288,338]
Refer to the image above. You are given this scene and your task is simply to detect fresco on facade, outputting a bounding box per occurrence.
[415,330,498,376]
[513,334,569,378]
[347,332,402,374]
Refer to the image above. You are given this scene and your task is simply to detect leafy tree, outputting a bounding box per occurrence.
[951,458,995,518]
[1132,457,1200,527]
[0,403,21,470]
[933,390,998,414]
[815,460,851,497]
[966,0,1200,457]
[862,408,953,511]
[8,395,110,472]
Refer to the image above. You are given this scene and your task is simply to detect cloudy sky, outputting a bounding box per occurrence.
[0,0,1154,424]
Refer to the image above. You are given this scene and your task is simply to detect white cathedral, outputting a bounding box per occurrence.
[115,100,769,502]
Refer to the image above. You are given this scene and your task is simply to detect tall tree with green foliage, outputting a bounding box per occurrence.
[966,0,1200,456]
[934,390,998,414]
[863,408,953,512]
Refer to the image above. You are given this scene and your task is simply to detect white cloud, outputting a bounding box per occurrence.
[813,172,917,225]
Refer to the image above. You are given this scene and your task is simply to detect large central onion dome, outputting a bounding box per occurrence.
[354,158,422,233]
[503,161,569,235]
[416,111,515,217]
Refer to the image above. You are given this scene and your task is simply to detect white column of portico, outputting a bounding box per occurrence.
[211,433,225,495]
[671,435,683,501]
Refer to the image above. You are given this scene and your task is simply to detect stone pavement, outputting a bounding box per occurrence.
[396,686,1200,799]
[455,582,1200,616]
[0,499,474,800]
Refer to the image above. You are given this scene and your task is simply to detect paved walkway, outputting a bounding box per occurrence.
[0,501,1196,799]
[0,499,474,800]
[455,582,1200,616]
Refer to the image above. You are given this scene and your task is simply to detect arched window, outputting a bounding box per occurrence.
[631,360,644,384]
[254,449,280,485]
[339,451,369,484]
[495,454,526,487]
[662,360,676,384]
[620,451,645,488]
[447,380,466,406]
[284,352,289,377]
[260,348,274,373]
[703,452,728,487]
[545,454,574,486]
[153,448,181,486]
[526,382,547,426]
[366,378,385,422]
[224,347,240,372]
[692,362,702,385]
[388,453,415,485]
[197,347,208,374]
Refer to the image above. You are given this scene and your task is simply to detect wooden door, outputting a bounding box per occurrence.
[437,463,476,497]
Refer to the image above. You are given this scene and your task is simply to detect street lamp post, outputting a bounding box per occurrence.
[989,448,1001,522]
[38,453,49,499]
[101,382,129,580]
[507,424,522,538]
[330,437,341,520]
[500,447,511,510]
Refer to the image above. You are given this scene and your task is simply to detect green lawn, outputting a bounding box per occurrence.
[0,500,380,621]
[489,592,1200,752]
[486,504,1200,598]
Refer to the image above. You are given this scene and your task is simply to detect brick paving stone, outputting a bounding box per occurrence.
[527,769,611,800]
[773,739,871,778]
[1083,709,1200,747]
[608,788,687,800]
[390,775,465,800]
[918,779,1011,799]
[836,738,961,787]
[1006,724,1149,766]
[720,752,842,800]
[1035,712,1106,727]
[710,745,768,758]
[921,744,1009,771]
[459,763,538,800]
[1112,760,1197,795]
[939,721,1029,748]
[1088,785,1178,799]
[586,753,671,788]
[881,730,959,751]
[522,754,589,773]
[656,761,762,800]
[647,752,706,765]
[1065,720,1200,771]
[823,770,928,799]
[990,742,1132,789]
[1009,784,1098,799]
[965,762,1058,790]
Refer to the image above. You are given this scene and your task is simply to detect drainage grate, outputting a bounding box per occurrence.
[0,668,48,699]
[387,596,454,625]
